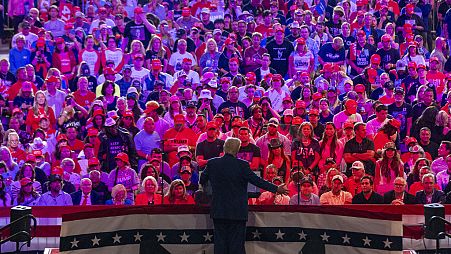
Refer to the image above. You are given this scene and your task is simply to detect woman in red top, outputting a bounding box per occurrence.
[163,179,194,205]
[52,38,77,81]
[135,176,162,205]
[25,91,56,134]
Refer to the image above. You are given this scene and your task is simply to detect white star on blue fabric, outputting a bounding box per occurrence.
[180,232,190,243]
[70,238,79,248]
[383,238,392,248]
[298,230,307,240]
[362,236,372,246]
[320,232,330,242]
[252,230,262,239]
[112,233,122,244]
[91,235,101,246]
[342,234,351,244]
[156,232,166,242]
[134,232,143,242]
[203,232,213,242]
[275,229,285,240]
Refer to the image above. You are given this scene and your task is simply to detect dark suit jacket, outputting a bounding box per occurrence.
[71,190,103,205]
[383,190,417,204]
[415,190,445,204]
[200,154,278,221]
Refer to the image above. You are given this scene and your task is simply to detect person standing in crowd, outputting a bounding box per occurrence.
[200,137,288,254]
[343,123,376,176]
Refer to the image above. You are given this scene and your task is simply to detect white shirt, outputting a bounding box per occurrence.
[12,32,38,50]
[169,52,197,72]
[173,69,200,85]
[333,111,363,129]
[265,88,290,112]
[131,67,150,82]
[366,118,389,137]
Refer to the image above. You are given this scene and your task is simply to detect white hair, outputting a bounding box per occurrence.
[223,137,241,156]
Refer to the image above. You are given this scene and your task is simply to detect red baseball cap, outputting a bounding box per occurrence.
[20,177,33,186]
[370,54,381,64]
[103,67,116,75]
[296,37,306,45]
[295,100,306,108]
[32,150,43,157]
[272,74,283,81]
[406,4,414,15]
[354,84,366,93]
[229,57,239,64]
[312,92,322,101]
[134,7,143,14]
[408,61,417,69]
[151,59,162,70]
[123,110,134,118]
[115,152,130,164]
[388,118,401,129]
[345,99,358,114]
[88,157,100,166]
[246,72,256,81]
[381,34,391,42]
[46,75,60,83]
[174,114,185,124]
[206,121,218,129]
[56,134,68,143]
[343,121,354,129]
[182,7,191,17]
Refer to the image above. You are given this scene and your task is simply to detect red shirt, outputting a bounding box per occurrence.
[135,193,162,205]
[9,148,27,164]
[73,90,96,108]
[162,195,195,205]
[163,127,198,167]
[25,107,56,133]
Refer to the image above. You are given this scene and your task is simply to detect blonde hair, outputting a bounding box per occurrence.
[142,176,158,189]
[436,110,449,127]
[111,184,126,199]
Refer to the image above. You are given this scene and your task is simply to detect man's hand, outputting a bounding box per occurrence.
[276,184,289,195]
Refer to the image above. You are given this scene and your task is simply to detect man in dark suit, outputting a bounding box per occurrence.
[383,177,417,205]
[200,137,288,254]
[415,173,445,204]
[71,178,103,205]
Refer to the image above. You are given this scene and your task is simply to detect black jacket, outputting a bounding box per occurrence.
[200,154,277,221]
[383,190,418,204]
[98,128,138,172]
[352,191,384,204]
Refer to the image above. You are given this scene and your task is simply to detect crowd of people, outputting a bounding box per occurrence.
[0,0,450,207]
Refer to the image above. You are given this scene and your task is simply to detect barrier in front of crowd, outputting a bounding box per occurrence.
[0,205,450,253]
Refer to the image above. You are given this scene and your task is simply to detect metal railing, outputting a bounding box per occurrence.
[428,216,451,254]
[0,214,37,253]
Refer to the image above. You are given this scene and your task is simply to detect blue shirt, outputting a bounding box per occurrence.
[9,48,31,75]
[37,191,73,206]
[318,42,345,63]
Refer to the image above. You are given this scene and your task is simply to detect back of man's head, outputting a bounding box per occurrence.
[224,137,241,156]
